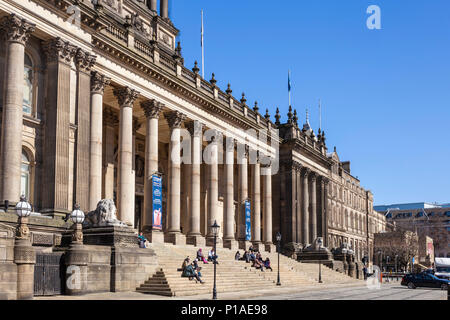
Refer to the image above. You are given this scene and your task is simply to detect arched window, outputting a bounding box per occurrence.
[23,53,34,114]
[21,150,31,200]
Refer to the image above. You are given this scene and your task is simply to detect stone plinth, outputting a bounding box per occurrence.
[82,226,138,248]
[238,240,252,251]
[65,243,89,296]
[206,237,222,248]
[14,238,36,300]
[298,250,333,262]
[223,239,239,250]
[264,243,276,253]
[164,232,186,245]
[146,230,165,244]
[187,234,206,247]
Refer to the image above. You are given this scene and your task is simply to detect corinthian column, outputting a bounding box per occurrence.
[262,161,275,252]
[238,144,250,250]
[310,172,317,243]
[0,14,35,205]
[89,72,110,211]
[251,154,261,249]
[223,137,237,249]
[113,87,139,227]
[206,131,220,247]
[141,99,163,242]
[164,111,186,244]
[186,120,205,246]
[302,168,311,245]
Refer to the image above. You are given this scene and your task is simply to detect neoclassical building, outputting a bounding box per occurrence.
[0,0,384,258]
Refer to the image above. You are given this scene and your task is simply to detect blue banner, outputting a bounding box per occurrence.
[245,200,251,241]
[152,175,163,230]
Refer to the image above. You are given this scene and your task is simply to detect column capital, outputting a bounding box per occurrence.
[113,86,139,108]
[301,167,311,177]
[186,120,204,136]
[91,71,111,94]
[141,99,164,119]
[292,160,302,171]
[164,110,186,129]
[260,157,272,168]
[75,48,96,73]
[43,37,77,65]
[0,14,35,45]
[321,176,330,186]
[311,172,317,182]
[223,136,236,153]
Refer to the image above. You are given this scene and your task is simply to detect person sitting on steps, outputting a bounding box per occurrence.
[264,257,273,271]
[197,248,208,264]
[235,251,241,261]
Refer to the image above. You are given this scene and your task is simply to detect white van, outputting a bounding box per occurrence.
[434,258,450,280]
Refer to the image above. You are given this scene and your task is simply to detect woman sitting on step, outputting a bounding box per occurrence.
[182,263,204,284]
[264,258,273,271]
[235,251,241,261]
[181,257,190,271]
[197,248,208,264]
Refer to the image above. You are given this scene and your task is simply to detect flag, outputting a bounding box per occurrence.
[288,70,291,92]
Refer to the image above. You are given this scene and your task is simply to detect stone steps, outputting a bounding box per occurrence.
[136,242,361,296]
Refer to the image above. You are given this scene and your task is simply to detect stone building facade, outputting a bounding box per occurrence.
[274,112,386,264]
[0,0,385,293]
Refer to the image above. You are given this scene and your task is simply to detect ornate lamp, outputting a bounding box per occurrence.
[15,195,32,239]
[70,204,85,244]
[276,232,281,286]
[211,220,220,300]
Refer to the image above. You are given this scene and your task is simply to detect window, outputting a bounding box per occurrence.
[23,53,33,114]
[20,151,31,200]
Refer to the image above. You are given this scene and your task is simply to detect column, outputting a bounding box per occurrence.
[113,86,139,227]
[238,144,250,250]
[310,172,317,243]
[102,108,118,200]
[321,177,329,247]
[295,162,302,243]
[164,111,186,244]
[223,137,237,249]
[131,119,141,228]
[251,155,261,249]
[302,168,310,245]
[160,0,169,18]
[41,38,77,216]
[149,0,157,12]
[186,120,205,246]
[0,15,35,204]
[74,49,96,212]
[141,100,163,241]
[206,131,220,247]
[89,72,110,211]
[262,161,275,252]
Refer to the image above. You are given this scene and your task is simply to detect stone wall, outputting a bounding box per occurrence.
[0,234,17,299]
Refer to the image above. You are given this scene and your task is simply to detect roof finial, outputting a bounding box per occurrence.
[306,108,310,125]
[265,108,270,121]
[226,83,232,95]
[210,73,217,86]
[287,105,293,123]
[293,109,298,127]
[253,101,259,113]
[275,107,281,125]
[240,92,247,106]
[192,61,199,74]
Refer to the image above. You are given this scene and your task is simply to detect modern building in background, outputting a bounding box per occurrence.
[375,203,450,258]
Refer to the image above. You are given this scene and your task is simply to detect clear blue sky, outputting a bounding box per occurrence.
[171,0,450,206]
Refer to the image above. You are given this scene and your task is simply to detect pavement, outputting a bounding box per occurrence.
[34,281,447,300]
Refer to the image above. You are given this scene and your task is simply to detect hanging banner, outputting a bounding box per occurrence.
[152,174,163,230]
[245,200,251,241]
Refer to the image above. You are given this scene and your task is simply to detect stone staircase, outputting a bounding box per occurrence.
[136,243,362,297]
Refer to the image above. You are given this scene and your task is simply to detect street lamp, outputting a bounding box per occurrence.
[276,232,281,286]
[15,195,32,239]
[211,220,220,300]
[70,204,85,244]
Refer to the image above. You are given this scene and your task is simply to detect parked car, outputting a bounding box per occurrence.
[401,273,449,290]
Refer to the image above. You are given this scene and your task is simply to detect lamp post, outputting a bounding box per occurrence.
[14,195,35,300]
[70,204,85,244]
[276,232,281,286]
[211,220,220,300]
[15,195,32,239]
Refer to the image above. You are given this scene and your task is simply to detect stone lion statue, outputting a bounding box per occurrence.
[83,199,128,228]
[304,237,329,252]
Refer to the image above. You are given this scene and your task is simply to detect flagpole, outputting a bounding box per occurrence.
[201,9,205,78]
[319,99,322,131]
